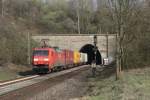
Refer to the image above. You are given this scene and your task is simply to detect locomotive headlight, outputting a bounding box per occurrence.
[44,58,49,61]
[34,58,38,61]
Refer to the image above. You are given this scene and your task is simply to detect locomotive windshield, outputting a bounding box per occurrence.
[33,50,48,56]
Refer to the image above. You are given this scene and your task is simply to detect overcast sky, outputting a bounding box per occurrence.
[92,0,98,11]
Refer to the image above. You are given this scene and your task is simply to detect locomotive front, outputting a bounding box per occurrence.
[32,48,50,73]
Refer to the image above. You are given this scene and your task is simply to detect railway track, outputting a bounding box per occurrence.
[0,65,89,96]
[0,75,39,87]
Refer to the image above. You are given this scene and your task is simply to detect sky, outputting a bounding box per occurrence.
[92,0,98,11]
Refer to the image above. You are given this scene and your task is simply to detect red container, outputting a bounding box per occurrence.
[64,50,74,67]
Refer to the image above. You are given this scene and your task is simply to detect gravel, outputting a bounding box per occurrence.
[0,67,90,100]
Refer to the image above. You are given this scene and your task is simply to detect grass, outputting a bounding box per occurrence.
[0,63,32,82]
[0,70,19,81]
[86,67,150,100]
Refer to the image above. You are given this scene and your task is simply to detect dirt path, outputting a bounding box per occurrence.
[0,67,90,100]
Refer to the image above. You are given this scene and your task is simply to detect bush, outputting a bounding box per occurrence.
[125,33,150,69]
[0,20,37,65]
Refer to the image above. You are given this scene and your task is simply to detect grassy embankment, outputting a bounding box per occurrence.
[86,67,150,100]
[0,63,32,81]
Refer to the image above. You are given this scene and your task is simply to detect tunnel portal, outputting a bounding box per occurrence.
[80,44,102,65]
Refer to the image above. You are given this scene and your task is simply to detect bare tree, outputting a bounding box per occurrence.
[108,0,141,79]
[0,0,3,17]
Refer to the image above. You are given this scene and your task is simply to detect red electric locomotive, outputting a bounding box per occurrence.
[32,47,74,73]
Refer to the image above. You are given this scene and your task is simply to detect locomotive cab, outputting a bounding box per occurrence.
[32,48,50,73]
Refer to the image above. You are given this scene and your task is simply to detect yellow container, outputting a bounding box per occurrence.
[73,51,80,64]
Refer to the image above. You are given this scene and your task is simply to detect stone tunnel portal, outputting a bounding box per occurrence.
[80,44,102,65]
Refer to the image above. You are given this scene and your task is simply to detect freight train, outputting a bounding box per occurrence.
[32,47,88,73]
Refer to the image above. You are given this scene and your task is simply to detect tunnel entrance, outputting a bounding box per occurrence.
[80,44,102,65]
